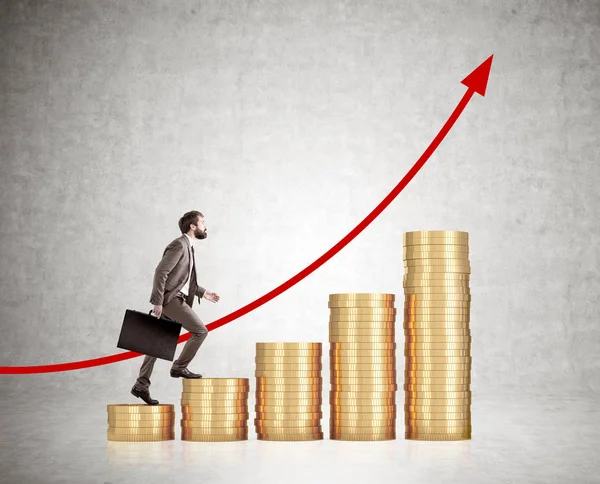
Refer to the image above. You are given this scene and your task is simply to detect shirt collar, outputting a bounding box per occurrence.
[184,233,195,249]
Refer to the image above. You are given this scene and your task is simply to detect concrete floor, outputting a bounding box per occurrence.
[1,389,598,484]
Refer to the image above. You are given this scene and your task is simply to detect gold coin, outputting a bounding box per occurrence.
[107,404,174,414]
[405,369,470,377]
[255,391,321,399]
[406,410,471,419]
[331,362,396,370]
[328,300,396,308]
[107,429,174,442]
[256,342,321,350]
[182,377,249,387]
[256,410,322,418]
[405,400,471,408]
[255,419,322,428]
[329,328,395,335]
[181,419,247,428]
[255,362,322,370]
[255,349,322,357]
[182,428,248,438]
[333,374,396,381]
[405,355,472,363]
[404,244,469,254]
[405,336,472,344]
[255,397,322,406]
[404,419,471,432]
[330,433,395,441]
[257,434,323,441]
[330,335,396,344]
[181,396,248,405]
[256,385,322,394]
[405,343,471,351]
[107,419,174,428]
[181,411,249,420]
[405,432,470,441]
[329,293,395,300]
[403,254,469,262]
[404,300,470,308]
[330,398,396,406]
[404,313,471,321]
[330,308,397,316]
[255,356,322,364]
[257,376,322,383]
[330,424,396,432]
[329,315,396,323]
[330,390,395,398]
[404,230,468,237]
[404,289,471,297]
[404,383,470,391]
[331,408,396,416]
[405,390,471,397]
[331,419,396,428]
[256,428,323,437]
[329,322,395,330]
[404,267,470,274]
[255,369,322,377]
[331,384,397,392]
[405,292,471,300]
[404,328,471,335]
[405,308,471,315]
[107,427,175,436]
[404,258,470,265]
[404,323,470,331]
[405,351,471,358]
[182,433,248,442]
[255,412,323,421]
[405,377,471,384]
[331,342,397,350]
[404,273,470,281]
[181,389,249,397]
[405,363,471,371]
[331,356,396,365]
[107,413,175,424]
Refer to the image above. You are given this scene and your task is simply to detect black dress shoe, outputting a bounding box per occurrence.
[131,386,159,405]
[170,368,202,379]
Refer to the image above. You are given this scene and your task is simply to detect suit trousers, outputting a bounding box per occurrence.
[135,291,208,391]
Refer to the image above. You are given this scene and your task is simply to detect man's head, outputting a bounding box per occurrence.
[179,211,207,239]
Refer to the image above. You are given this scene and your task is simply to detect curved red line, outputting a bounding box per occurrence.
[0,89,475,375]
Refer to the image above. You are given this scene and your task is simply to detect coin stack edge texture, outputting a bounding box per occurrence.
[403,230,472,441]
[255,342,323,441]
[107,404,175,442]
[181,378,250,442]
[329,293,397,441]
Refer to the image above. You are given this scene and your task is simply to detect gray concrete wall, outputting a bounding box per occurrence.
[0,0,598,404]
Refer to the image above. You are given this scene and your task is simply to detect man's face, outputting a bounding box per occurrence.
[192,217,207,239]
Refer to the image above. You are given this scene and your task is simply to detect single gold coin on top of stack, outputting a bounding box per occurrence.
[403,230,472,441]
[181,378,249,442]
[107,404,175,442]
[255,342,323,441]
[329,293,397,441]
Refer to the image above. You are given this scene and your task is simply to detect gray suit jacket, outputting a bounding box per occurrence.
[149,235,206,308]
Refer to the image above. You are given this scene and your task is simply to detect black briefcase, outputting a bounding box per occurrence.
[117,309,183,361]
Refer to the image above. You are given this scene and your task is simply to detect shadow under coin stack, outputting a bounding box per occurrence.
[255,342,323,441]
[329,293,397,441]
[107,404,175,442]
[403,230,472,441]
[181,378,250,442]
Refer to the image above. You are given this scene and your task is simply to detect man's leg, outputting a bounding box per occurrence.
[163,292,208,372]
[134,354,158,391]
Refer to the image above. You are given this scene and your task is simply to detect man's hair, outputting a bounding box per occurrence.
[179,211,204,234]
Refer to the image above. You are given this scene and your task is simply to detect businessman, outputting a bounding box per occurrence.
[131,210,220,405]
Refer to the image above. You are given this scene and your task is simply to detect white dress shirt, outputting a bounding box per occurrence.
[180,233,195,297]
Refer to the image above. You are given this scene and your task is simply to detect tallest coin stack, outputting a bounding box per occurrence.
[403,230,472,441]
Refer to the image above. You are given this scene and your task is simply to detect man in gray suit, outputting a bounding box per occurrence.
[131,210,220,405]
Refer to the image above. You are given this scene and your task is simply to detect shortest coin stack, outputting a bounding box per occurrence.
[181,378,250,442]
[107,404,175,442]
[255,342,323,441]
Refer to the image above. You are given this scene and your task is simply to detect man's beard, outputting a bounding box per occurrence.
[196,229,208,239]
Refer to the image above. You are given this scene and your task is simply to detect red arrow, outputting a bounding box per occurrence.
[0,55,493,374]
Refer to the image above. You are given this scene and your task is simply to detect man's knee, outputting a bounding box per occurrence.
[191,324,208,338]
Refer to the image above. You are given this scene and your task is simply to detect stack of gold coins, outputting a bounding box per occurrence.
[181,378,250,442]
[403,230,472,441]
[329,294,397,441]
[107,404,175,442]
[255,342,323,441]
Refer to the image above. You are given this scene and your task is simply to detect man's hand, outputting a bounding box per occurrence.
[152,305,163,318]
[203,291,220,303]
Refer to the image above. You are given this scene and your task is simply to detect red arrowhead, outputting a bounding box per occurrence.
[461,54,494,96]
